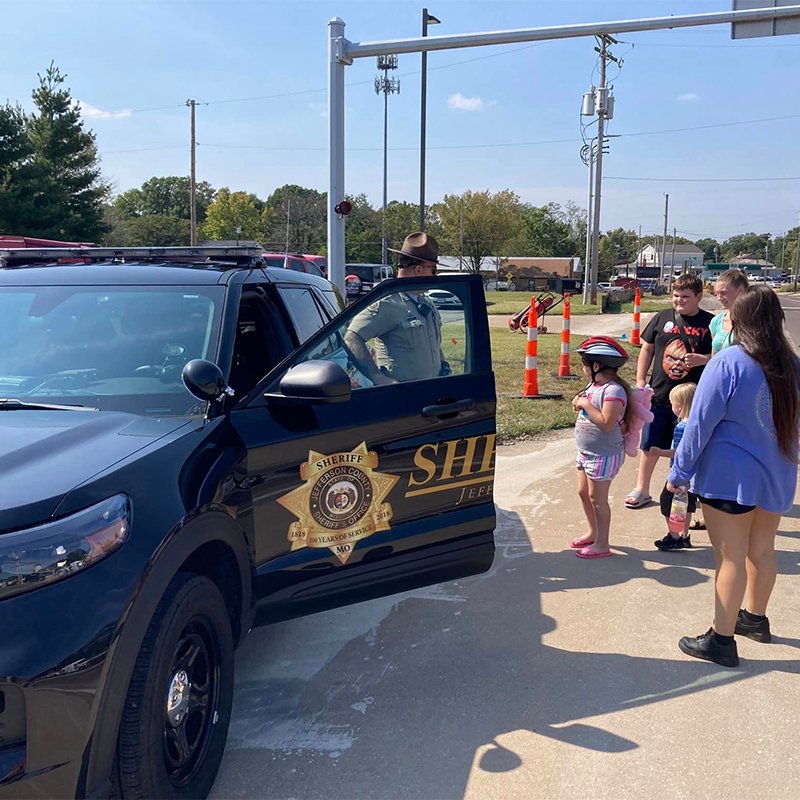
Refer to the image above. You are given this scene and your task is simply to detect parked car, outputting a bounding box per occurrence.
[426,288,464,309]
[303,254,328,277]
[261,253,323,278]
[0,245,496,799]
[344,263,393,299]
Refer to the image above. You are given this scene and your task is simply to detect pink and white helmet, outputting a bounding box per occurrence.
[575,336,629,369]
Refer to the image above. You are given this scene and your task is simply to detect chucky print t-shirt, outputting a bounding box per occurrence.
[642,308,713,405]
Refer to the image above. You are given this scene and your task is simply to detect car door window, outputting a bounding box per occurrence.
[288,258,305,273]
[282,280,471,390]
[278,286,328,343]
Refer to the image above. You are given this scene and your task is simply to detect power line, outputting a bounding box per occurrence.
[101,145,185,154]
[607,175,800,183]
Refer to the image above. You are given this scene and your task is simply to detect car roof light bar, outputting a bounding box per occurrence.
[0,246,264,262]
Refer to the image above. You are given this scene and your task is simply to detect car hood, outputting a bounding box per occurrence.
[0,410,191,533]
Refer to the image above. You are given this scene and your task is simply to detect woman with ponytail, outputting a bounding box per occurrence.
[667,284,800,667]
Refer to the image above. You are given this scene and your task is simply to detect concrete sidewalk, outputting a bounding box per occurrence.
[211,432,800,800]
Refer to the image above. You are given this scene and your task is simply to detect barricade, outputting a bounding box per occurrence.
[631,287,642,346]
[520,297,562,400]
[553,293,578,379]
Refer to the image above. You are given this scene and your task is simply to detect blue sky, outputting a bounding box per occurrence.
[4,0,799,243]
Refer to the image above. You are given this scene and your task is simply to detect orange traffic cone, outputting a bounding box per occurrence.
[631,286,642,346]
[520,297,562,400]
[553,293,578,379]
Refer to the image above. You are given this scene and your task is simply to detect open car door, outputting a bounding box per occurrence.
[229,275,496,620]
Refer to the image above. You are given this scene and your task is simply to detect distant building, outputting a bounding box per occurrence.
[703,259,781,282]
[438,255,582,293]
[613,243,704,281]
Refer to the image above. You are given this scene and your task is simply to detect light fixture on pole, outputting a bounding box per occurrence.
[419,9,440,231]
[375,55,400,266]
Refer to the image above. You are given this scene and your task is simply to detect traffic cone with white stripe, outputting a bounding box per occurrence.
[631,286,642,346]
[521,297,562,400]
[553,293,578,379]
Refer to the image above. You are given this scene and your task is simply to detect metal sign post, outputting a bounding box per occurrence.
[326,5,800,295]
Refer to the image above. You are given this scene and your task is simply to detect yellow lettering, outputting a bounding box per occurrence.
[440,436,478,481]
[479,433,496,475]
[409,443,439,487]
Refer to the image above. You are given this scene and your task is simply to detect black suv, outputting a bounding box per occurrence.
[0,247,496,799]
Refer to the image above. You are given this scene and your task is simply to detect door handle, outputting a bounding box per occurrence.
[421,398,475,418]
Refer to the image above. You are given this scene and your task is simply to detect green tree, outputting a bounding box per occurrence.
[382,200,443,252]
[23,62,109,240]
[720,232,771,261]
[517,202,580,257]
[596,228,639,280]
[113,176,215,223]
[434,189,522,274]
[200,187,272,244]
[101,206,191,246]
[265,184,327,253]
[0,103,35,231]
[694,237,720,263]
[343,193,381,263]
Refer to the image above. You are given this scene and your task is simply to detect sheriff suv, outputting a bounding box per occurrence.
[0,246,496,799]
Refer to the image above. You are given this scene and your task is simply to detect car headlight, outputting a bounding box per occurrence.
[0,495,130,601]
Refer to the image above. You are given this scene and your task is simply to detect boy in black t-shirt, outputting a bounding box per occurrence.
[624,275,713,509]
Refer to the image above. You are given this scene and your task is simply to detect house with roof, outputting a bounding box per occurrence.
[612,243,704,281]
[437,255,582,292]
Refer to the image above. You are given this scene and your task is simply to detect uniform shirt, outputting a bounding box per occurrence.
[348,292,442,382]
[574,381,628,457]
[642,307,713,406]
[669,345,800,514]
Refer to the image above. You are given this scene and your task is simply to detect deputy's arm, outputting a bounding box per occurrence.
[343,330,396,385]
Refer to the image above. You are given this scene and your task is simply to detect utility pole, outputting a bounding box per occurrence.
[419,9,440,231]
[285,197,291,257]
[781,234,786,273]
[581,141,595,304]
[459,195,464,271]
[588,35,618,305]
[669,227,676,291]
[635,224,641,286]
[795,213,800,291]
[375,56,400,265]
[186,99,197,246]
[660,193,669,286]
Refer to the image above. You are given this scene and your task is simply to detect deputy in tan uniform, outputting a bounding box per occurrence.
[345,232,448,385]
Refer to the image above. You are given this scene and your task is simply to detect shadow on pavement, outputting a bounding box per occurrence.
[214,507,800,799]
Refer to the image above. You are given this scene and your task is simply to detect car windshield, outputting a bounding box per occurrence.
[264,257,286,268]
[0,285,223,416]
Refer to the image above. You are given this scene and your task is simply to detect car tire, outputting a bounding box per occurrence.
[113,573,234,800]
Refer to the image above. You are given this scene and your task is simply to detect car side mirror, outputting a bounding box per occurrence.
[182,359,235,403]
[268,360,351,405]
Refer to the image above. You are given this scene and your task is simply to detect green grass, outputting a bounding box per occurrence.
[484,290,671,316]
[491,328,638,442]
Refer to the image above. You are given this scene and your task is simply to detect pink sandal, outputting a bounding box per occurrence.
[576,547,613,559]
[570,536,596,549]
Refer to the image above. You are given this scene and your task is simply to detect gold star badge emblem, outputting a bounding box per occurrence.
[277,443,400,564]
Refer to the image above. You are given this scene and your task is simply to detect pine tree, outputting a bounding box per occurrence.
[24,62,109,240]
[0,102,35,231]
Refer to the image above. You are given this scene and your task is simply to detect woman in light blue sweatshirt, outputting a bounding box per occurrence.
[668,285,800,667]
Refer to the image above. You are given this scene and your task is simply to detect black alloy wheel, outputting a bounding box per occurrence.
[114,573,234,799]
[163,620,220,787]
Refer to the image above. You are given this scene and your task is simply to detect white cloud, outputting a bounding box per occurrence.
[447,92,494,112]
[308,102,327,118]
[71,99,132,120]
[676,93,700,102]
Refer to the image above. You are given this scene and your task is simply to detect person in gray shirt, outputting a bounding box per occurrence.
[345,232,448,385]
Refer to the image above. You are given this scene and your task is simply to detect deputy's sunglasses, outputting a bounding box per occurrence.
[407,259,437,275]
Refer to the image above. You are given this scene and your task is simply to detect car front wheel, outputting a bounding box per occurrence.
[114,573,234,799]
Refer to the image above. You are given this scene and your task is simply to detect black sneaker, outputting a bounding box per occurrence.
[735,609,772,643]
[679,627,739,667]
[681,535,692,548]
[654,534,684,551]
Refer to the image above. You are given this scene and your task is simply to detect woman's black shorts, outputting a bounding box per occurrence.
[699,496,757,515]
[660,483,698,518]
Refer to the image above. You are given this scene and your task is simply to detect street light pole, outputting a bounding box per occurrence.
[419,9,440,231]
[375,55,400,265]
[660,193,669,286]
[582,141,594,305]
